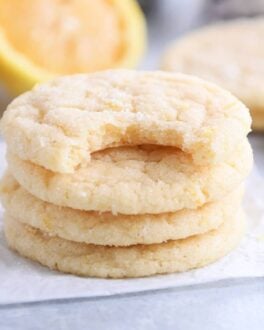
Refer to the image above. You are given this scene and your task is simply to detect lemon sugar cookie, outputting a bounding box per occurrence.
[161,18,264,129]
[0,69,253,278]
[0,71,251,173]
[0,173,243,246]
[4,212,245,278]
[6,142,252,214]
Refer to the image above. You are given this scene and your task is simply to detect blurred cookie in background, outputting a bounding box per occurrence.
[161,18,264,130]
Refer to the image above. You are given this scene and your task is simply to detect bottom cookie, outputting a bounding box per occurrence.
[4,212,245,278]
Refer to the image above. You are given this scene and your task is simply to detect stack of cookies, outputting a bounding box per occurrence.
[0,70,253,278]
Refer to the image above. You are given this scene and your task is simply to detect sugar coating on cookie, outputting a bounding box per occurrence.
[0,70,251,173]
[4,212,245,278]
[161,18,264,122]
[0,173,243,246]
[6,142,252,214]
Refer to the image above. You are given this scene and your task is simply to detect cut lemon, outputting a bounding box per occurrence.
[0,0,146,94]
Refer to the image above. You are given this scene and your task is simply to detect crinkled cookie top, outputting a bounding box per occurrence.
[1,70,251,173]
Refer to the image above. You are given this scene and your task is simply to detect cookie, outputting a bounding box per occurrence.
[0,70,251,173]
[161,18,264,129]
[4,211,245,278]
[6,141,252,214]
[0,173,243,246]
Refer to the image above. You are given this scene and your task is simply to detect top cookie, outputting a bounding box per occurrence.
[0,70,251,173]
[161,18,264,117]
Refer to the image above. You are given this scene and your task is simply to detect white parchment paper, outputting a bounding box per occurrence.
[0,141,264,305]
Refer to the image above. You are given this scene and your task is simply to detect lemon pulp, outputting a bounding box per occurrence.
[0,0,146,93]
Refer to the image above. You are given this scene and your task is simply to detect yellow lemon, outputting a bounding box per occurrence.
[0,0,146,94]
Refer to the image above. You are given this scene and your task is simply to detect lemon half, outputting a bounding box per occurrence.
[0,0,146,94]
